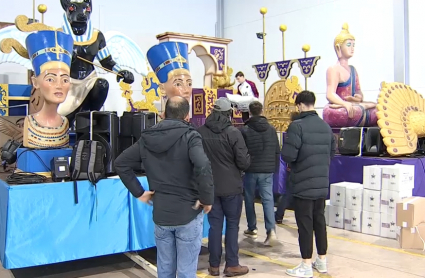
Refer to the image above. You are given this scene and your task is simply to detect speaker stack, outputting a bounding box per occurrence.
[338,127,387,156]
[119,112,157,154]
[75,111,120,174]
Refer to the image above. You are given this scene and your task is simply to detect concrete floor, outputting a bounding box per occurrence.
[1,203,424,278]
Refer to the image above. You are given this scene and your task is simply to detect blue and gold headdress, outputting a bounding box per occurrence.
[26,30,73,76]
[146,42,190,83]
[0,15,74,76]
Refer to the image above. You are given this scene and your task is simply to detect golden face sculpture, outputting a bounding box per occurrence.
[31,68,71,105]
[161,70,193,102]
[337,39,355,59]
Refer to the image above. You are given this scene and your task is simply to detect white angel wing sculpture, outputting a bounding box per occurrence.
[0,25,32,69]
[226,93,259,112]
[96,31,148,76]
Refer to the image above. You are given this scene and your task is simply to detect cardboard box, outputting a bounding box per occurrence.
[345,184,363,211]
[362,211,381,236]
[380,213,399,239]
[330,182,360,207]
[396,197,425,228]
[328,205,344,229]
[381,189,412,215]
[381,164,414,192]
[325,200,330,226]
[363,189,381,213]
[344,209,362,232]
[397,224,425,250]
[363,165,384,191]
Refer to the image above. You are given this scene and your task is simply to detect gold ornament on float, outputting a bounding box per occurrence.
[263,76,301,132]
[212,66,236,89]
[121,71,161,113]
[377,82,425,156]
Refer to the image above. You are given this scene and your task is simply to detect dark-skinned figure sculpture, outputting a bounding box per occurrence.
[52,0,134,123]
[0,0,148,124]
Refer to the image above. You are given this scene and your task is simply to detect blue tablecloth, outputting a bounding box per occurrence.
[0,177,212,269]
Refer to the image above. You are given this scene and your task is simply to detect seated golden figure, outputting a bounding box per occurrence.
[323,23,377,128]
[3,30,74,148]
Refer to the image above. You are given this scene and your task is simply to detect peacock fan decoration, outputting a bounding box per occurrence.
[377,82,425,156]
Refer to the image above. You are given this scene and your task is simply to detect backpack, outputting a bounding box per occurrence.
[70,140,107,204]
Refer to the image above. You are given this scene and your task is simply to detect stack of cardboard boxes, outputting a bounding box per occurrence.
[327,182,363,233]
[363,164,415,239]
[396,197,425,249]
[326,164,415,239]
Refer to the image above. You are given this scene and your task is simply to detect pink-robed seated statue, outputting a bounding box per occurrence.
[323,23,377,127]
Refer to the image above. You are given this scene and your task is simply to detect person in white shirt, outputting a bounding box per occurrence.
[235,71,259,121]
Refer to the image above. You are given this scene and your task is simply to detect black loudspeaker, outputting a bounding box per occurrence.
[119,112,157,154]
[338,127,386,156]
[75,111,119,174]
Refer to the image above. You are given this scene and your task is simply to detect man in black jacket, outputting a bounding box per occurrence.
[241,101,279,246]
[198,97,250,277]
[115,96,214,278]
[281,91,335,278]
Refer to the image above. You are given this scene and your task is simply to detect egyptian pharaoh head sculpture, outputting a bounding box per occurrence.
[147,42,192,105]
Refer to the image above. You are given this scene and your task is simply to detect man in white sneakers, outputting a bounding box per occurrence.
[281,91,335,277]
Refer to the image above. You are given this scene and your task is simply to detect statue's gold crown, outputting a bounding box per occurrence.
[334,23,355,48]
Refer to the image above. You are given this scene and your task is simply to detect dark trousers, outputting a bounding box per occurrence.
[242,112,249,122]
[208,194,243,268]
[275,192,293,219]
[293,197,328,259]
[276,171,293,219]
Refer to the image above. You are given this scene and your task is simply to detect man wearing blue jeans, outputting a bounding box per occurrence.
[241,101,280,245]
[115,97,214,278]
[198,98,251,276]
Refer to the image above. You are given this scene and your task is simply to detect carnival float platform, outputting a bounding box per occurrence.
[0,174,214,269]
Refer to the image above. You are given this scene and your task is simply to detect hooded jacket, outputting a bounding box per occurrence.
[241,116,280,173]
[197,111,251,197]
[115,119,214,226]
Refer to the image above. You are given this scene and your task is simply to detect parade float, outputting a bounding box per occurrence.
[250,7,425,199]
[0,1,222,271]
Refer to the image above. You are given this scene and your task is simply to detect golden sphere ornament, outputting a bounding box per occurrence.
[302,44,311,53]
[260,7,268,15]
[279,25,287,32]
[38,4,48,14]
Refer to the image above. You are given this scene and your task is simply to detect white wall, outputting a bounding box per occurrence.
[408,0,425,93]
[0,0,216,115]
[223,0,395,116]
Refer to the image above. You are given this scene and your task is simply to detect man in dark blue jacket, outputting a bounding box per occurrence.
[115,96,214,278]
[281,91,335,278]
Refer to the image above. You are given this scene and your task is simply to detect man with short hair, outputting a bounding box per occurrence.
[241,101,280,246]
[281,91,335,277]
[198,97,251,277]
[235,71,259,121]
[115,96,214,278]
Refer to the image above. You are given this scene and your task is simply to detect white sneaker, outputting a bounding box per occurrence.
[264,230,277,246]
[312,257,327,273]
[286,262,313,278]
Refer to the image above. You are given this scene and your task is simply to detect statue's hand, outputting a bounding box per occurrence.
[344,95,362,102]
[117,70,135,84]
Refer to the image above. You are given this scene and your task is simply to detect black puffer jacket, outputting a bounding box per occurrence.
[281,111,336,199]
[241,116,280,173]
[197,111,251,197]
